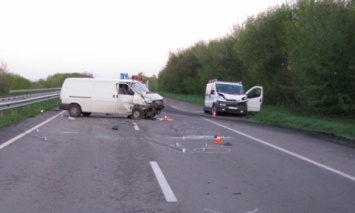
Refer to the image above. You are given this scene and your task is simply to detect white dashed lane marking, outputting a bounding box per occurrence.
[150,161,177,202]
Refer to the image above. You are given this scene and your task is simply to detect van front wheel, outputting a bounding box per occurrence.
[131,108,143,120]
[211,105,217,115]
[68,104,81,117]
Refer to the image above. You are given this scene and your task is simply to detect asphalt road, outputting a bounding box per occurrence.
[0,98,354,213]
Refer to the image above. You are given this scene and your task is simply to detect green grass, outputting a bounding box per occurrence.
[160,92,204,106]
[160,92,355,141]
[0,99,60,128]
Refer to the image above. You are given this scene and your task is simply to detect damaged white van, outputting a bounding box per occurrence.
[204,79,263,115]
[59,78,164,119]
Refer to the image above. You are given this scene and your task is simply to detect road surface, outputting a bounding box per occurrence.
[0,98,354,212]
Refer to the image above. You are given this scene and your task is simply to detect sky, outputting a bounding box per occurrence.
[0,0,287,81]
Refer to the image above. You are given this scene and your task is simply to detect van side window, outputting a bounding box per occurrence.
[119,84,134,96]
[247,88,261,99]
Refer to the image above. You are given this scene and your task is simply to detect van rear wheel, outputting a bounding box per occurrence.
[131,108,143,120]
[68,104,81,117]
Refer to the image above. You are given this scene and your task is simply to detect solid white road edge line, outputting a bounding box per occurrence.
[203,118,355,182]
[0,111,65,150]
[169,105,184,111]
[150,161,178,202]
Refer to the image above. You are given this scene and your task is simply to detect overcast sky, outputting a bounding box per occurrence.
[0,0,287,81]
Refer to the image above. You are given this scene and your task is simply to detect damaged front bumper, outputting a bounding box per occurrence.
[215,100,247,115]
[144,100,165,117]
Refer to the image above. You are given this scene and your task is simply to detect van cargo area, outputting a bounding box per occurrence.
[60,78,164,119]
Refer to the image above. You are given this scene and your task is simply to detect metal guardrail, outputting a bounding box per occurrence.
[0,93,60,112]
[9,88,61,94]
[1,88,60,103]
[0,91,60,103]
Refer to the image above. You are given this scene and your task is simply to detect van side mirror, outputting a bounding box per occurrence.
[211,90,215,95]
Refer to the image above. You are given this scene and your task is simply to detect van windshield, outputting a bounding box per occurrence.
[129,82,149,94]
[216,84,244,95]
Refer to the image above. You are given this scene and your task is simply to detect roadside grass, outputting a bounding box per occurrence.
[160,92,355,141]
[249,106,355,141]
[161,92,204,106]
[0,99,60,128]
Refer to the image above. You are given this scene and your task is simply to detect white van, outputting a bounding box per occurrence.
[59,78,164,119]
[204,79,263,115]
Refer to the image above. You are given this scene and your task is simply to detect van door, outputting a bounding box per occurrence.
[91,81,117,113]
[245,86,263,112]
[204,83,215,110]
[116,83,134,114]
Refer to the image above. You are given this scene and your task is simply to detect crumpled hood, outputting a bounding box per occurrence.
[218,92,246,102]
[143,93,164,101]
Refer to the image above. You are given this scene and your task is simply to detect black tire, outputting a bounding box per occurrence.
[82,112,91,116]
[131,108,143,120]
[240,103,248,116]
[203,106,209,113]
[68,104,81,117]
[242,109,248,116]
[211,105,217,115]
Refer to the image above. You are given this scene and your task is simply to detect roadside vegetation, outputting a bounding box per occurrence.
[0,99,59,128]
[157,0,354,142]
[0,69,91,128]
[161,92,355,142]
[158,0,355,118]
[0,64,92,96]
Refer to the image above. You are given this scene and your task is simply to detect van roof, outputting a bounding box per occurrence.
[208,79,242,85]
[65,78,141,83]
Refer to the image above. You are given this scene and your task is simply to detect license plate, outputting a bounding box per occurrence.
[228,107,238,110]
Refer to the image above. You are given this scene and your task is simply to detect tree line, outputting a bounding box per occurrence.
[0,63,92,95]
[157,0,355,117]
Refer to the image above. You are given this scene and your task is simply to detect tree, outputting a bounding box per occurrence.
[0,61,9,94]
[234,5,293,104]
[285,0,355,115]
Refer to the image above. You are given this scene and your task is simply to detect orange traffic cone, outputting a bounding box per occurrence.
[212,111,217,118]
[163,114,168,122]
[215,132,222,145]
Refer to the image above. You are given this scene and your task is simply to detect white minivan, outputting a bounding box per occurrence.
[59,78,164,119]
[204,79,263,115]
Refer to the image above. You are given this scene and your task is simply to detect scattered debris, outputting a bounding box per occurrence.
[224,142,232,146]
[68,116,75,121]
[112,125,119,130]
